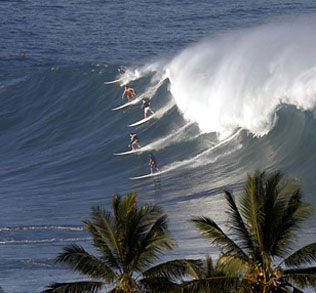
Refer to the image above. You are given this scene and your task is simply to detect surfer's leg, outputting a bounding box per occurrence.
[131,141,136,150]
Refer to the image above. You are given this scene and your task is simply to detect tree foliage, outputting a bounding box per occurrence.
[192,170,316,292]
[45,192,199,293]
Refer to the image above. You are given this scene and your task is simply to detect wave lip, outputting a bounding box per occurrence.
[167,18,316,137]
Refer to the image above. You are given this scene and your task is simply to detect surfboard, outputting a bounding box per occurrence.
[113,149,141,156]
[112,101,134,111]
[129,172,160,180]
[128,115,155,127]
[104,79,121,85]
[112,97,142,111]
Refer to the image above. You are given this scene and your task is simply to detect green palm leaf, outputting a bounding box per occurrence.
[191,216,250,262]
[216,254,253,276]
[43,281,103,293]
[271,189,314,257]
[89,206,122,267]
[142,259,201,281]
[239,171,265,257]
[184,256,210,280]
[55,244,116,282]
[223,189,255,254]
[282,267,316,289]
[135,215,176,271]
[83,218,120,272]
[283,243,316,267]
[139,277,180,293]
[182,275,240,293]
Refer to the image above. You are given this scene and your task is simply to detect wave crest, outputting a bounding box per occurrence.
[167,18,316,137]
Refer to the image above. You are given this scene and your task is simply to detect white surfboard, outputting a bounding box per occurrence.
[128,115,155,127]
[104,79,121,85]
[112,101,133,111]
[129,172,160,180]
[112,98,141,111]
[113,149,141,156]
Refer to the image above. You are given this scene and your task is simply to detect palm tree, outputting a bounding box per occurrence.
[44,192,199,293]
[192,170,316,292]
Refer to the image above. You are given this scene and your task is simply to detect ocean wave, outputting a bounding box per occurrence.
[166,17,316,137]
[0,225,84,232]
[0,237,91,245]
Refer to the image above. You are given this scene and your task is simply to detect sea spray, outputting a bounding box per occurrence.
[166,18,316,137]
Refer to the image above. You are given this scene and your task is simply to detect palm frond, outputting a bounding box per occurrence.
[142,259,202,281]
[139,277,179,293]
[216,254,253,276]
[283,242,316,267]
[138,204,164,225]
[239,171,265,255]
[181,275,240,293]
[205,255,214,277]
[282,267,316,289]
[55,244,116,282]
[191,216,250,262]
[271,190,313,258]
[134,215,176,270]
[223,189,255,253]
[111,193,121,227]
[83,219,120,271]
[43,281,103,293]
[89,206,123,267]
[181,258,205,280]
[260,171,284,252]
[116,192,137,225]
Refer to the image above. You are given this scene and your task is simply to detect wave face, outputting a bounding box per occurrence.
[2,56,316,292]
[2,6,316,293]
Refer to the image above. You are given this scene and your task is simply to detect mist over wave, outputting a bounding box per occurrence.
[166,18,316,137]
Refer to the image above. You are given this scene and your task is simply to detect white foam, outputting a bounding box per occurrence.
[166,17,316,137]
[141,122,195,152]
[158,129,243,174]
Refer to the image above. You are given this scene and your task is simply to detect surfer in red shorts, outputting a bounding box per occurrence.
[121,85,136,102]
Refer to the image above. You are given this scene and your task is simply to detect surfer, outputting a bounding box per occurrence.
[142,98,155,119]
[149,153,160,174]
[118,67,125,74]
[122,85,136,102]
[129,133,142,151]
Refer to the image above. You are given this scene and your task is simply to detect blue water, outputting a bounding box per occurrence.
[2,1,316,292]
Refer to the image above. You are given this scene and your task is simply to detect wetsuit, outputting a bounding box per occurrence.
[149,155,158,168]
[142,99,150,109]
[130,134,139,144]
[142,99,151,116]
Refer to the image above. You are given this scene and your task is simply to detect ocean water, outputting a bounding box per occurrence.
[1,1,316,292]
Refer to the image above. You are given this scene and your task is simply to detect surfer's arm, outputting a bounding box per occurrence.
[121,89,127,99]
